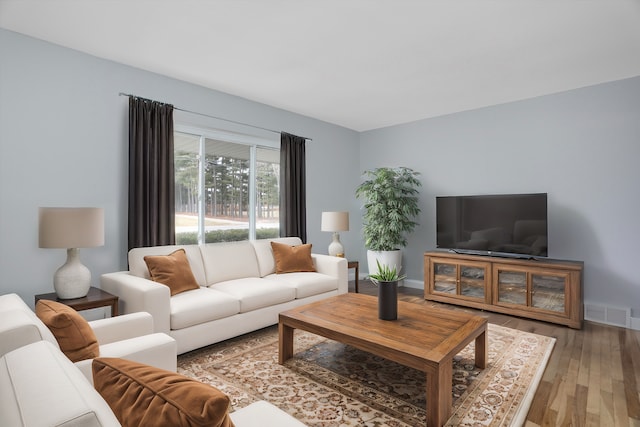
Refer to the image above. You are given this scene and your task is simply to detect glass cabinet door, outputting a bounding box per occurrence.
[460,266,485,299]
[532,274,566,313]
[497,270,527,306]
[433,262,457,294]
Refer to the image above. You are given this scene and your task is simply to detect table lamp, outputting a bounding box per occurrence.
[321,211,349,257]
[39,207,104,299]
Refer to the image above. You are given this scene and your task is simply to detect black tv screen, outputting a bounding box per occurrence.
[436,193,548,258]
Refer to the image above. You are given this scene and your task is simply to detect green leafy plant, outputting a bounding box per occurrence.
[368,259,406,284]
[355,167,422,251]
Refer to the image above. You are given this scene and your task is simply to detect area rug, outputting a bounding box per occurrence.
[178,323,555,426]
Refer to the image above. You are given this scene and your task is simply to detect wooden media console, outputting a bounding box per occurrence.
[424,251,583,328]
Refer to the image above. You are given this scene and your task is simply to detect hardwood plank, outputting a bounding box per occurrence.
[612,379,627,426]
[542,407,558,426]
[586,324,602,419]
[575,384,588,427]
[600,389,615,427]
[527,380,552,424]
[621,328,640,419]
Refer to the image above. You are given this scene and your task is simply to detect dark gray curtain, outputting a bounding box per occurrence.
[128,97,175,250]
[280,132,307,242]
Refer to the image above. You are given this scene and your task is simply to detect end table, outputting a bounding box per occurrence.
[35,286,119,317]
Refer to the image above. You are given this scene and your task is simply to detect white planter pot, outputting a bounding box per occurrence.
[367,250,403,277]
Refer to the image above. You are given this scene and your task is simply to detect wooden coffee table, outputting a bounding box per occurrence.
[278,293,487,427]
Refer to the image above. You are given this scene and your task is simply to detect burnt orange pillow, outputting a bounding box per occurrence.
[270,242,316,273]
[144,249,200,296]
[35,299,100,362]
[92,358,234,427]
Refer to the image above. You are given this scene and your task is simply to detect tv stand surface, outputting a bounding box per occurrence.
[424,251,583,329]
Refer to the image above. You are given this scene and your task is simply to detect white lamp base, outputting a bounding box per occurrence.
[53,248,91,299]
[328,232,345,257]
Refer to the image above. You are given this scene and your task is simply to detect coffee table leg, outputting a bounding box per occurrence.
[278,322,294,364]
[475,328,487,369]
[426,360,452,427]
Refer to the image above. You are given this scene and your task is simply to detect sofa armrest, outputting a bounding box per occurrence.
[89,312,155,344]
[312,254,348,294]
[0,310,47,357]
[101,272,171,334]
[75,332,177,384]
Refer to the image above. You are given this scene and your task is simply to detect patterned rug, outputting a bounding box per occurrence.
[178,323,555,426]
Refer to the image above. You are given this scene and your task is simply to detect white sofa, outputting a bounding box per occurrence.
[101,237,348,354]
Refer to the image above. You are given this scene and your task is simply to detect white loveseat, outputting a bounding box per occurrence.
[101,237,348,354]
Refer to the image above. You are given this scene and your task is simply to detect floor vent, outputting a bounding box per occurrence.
[584,304,630,328]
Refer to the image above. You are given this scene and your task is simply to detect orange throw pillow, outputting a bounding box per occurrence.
[92,358,235,427]
[144,249,200,296]
[270,242,316,274]
[35,299,100,362]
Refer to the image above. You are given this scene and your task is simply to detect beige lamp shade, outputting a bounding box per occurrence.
[38,207,104,299]
[321,211,349,232]
[39,207,104,248]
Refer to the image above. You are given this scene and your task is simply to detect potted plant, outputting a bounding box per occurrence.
[355,166,421,279]
[369,260,406,320]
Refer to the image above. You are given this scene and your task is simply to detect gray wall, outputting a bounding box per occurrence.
[360,75,640,316]
[0,29,360,306]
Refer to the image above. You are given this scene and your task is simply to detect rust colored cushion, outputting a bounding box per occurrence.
[35,299,100,362]
[92,358,234,427]
[144,249,200,296]
[270,242,316,273]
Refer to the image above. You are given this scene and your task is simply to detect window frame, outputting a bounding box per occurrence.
[174,124,279,244]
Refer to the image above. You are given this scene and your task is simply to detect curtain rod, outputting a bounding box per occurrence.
[118,92,312,141]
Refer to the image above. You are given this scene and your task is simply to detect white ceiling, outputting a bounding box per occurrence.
[2,0,640,131]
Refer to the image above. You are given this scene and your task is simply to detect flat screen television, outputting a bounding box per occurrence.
[436,193,548,258]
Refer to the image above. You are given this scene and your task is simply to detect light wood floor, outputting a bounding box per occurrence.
[350,280,640,427]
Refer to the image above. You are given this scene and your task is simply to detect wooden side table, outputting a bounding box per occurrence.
[348,260,359,293]
[35,287,119,317]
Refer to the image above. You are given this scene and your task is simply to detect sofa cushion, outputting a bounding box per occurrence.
[170,288,240,330]
[200,240,260,285]
[144,249,201,296]
[210,278,295,313]
[251,237,303,277]
[129,245,207,286]
[35,299,100,362]
[271,242,316,273]
[264,272,339,299]
[0,340,119,427]
[92,357,234,427]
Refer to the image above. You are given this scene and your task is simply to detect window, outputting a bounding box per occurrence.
[174,129,280,244]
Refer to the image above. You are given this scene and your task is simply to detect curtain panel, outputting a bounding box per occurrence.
[128,97,175,250]
[279,132,307,243]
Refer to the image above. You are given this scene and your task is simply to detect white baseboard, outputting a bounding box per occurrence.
[631,317,640,331]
